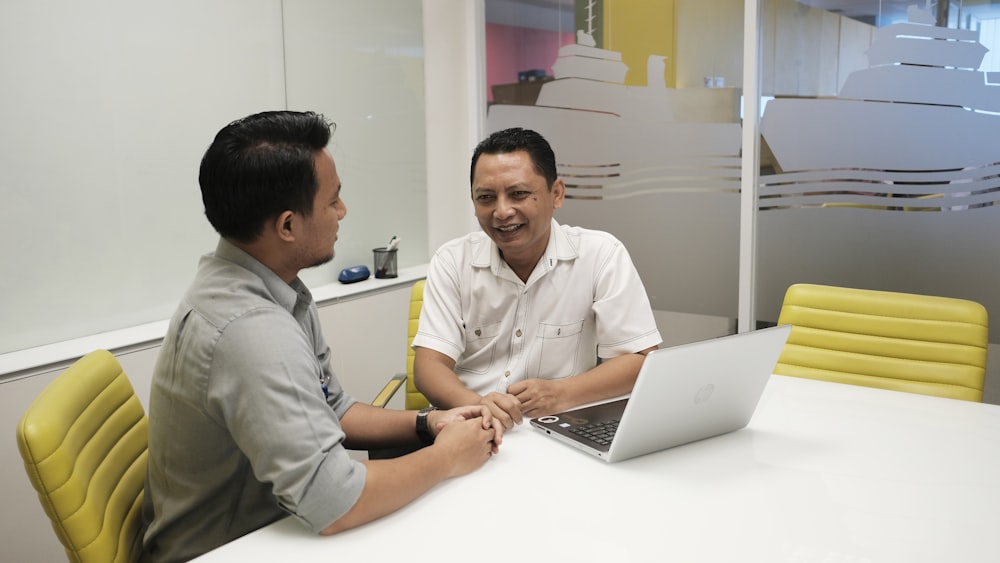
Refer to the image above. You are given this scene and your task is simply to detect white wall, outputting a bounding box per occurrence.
[0,0,280,356]
[0,0,431,358]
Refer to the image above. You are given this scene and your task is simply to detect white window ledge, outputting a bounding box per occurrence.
[0,264,427,382]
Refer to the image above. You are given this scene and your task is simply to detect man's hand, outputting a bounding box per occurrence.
[508,378,567,418]
[431,417,498,476]
[429,405,504,454]
[478,392,523,430]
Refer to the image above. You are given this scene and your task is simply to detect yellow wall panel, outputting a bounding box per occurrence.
[603,0,676,87]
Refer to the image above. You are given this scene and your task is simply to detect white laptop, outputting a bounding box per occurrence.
[529,324,792,462]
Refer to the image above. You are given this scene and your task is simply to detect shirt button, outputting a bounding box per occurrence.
[515,329,522,337]
[505,371,511,378]
[475,328,481,336]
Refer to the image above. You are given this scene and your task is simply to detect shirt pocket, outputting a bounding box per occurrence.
[532,320,585,380]
[456,320,503,375]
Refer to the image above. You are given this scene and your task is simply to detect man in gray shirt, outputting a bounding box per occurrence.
[141,111,502,563]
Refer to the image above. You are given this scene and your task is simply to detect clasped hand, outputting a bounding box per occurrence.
[479,378,567,429]
[429,405,503,454]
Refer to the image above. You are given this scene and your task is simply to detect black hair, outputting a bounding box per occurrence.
[199,110,334,242]
[469,127,557,189]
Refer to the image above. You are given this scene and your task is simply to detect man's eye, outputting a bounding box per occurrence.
[476,194,495,202]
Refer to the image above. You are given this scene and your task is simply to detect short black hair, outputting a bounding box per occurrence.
[199,110,334,242]
[469,127,557,189]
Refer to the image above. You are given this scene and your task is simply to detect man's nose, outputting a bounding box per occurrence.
[493,196,515,218]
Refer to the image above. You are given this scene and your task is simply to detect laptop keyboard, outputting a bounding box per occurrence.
[569,419,620,446]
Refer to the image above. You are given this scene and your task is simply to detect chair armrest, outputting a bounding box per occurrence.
[371,373,406,408]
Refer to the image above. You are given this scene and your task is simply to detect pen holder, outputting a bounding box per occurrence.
[373,247,398,279]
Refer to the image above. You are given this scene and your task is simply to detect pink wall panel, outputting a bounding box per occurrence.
[485,22,574,102]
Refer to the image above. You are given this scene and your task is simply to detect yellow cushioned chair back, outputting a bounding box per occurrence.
[776,284,989,402]
[405,280,431,410]
[16,350,148,563]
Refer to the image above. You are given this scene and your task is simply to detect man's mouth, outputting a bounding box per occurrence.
[495,224,523,233]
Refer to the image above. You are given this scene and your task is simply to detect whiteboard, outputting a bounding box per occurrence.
[0,0,428,356]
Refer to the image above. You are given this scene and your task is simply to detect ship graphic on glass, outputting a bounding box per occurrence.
[760,4,1000,212]
[486,1,742,201]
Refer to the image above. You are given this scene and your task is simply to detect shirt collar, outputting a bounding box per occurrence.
[213,237,310,315]
[471,218,578,276]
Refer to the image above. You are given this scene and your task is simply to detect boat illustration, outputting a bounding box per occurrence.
[486,2,742,201]
[759,4,1000,211]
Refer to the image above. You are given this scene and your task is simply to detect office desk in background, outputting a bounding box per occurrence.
[194,375,1000,563]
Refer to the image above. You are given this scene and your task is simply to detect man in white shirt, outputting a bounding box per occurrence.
[412,127,662,429]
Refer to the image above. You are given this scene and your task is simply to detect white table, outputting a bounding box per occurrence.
[194,375,1000,562]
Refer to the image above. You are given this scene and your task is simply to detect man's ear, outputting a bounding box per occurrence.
[274,210,296,242]
[552,178,566,209]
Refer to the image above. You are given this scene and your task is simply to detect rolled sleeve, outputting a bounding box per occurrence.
[412,247,467,361]
[209,307,366,532]
[593,243,663,357]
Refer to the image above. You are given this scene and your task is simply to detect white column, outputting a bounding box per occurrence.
[738,0,761,332]
[422,0,485,252]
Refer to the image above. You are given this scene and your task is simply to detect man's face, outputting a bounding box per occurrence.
[471,150,564,269]
[299,149,347,269]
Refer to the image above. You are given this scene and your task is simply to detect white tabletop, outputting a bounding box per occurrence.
[194,375,1000,562]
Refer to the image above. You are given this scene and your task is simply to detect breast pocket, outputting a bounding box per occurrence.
[456,321,502,375]
[532,320,585,380]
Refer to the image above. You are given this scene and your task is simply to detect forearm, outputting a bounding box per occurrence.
[320,446,451,535]
[420,373,482,409]
[413,348,482,408]
[323,414,496,535]
[561,348,654,406]
[339,403,420,450]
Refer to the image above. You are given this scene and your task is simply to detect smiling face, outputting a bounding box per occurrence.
[471,150,564,278]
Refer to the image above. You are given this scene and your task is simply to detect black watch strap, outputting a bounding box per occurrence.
[415,407,437,445]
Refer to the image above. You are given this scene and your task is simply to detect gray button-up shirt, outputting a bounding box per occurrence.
[142,238,365,563]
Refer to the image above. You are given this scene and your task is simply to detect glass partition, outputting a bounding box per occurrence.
[484,0,1000,399]
[484,0,746,344]
[756,0,1000,334]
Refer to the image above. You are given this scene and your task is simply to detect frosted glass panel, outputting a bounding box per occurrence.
[484,0,744,318]
[757,0,1000,338]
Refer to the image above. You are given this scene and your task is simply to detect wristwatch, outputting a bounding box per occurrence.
[415,406,438,446]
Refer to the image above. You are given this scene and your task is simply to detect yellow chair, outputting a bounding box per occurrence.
[775,283,989,402]
[16,350,148,563]
[371,279,430,410]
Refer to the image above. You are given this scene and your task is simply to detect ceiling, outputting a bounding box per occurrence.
[798,0,1000,26]
[798,1,914,25]
[488,0,1000,29]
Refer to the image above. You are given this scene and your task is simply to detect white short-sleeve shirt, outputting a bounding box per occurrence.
[413,219,662,396]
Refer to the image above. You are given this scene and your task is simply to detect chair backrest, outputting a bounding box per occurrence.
[16,350,148,563]
[775,283,989,402]
[405,279,430,410]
